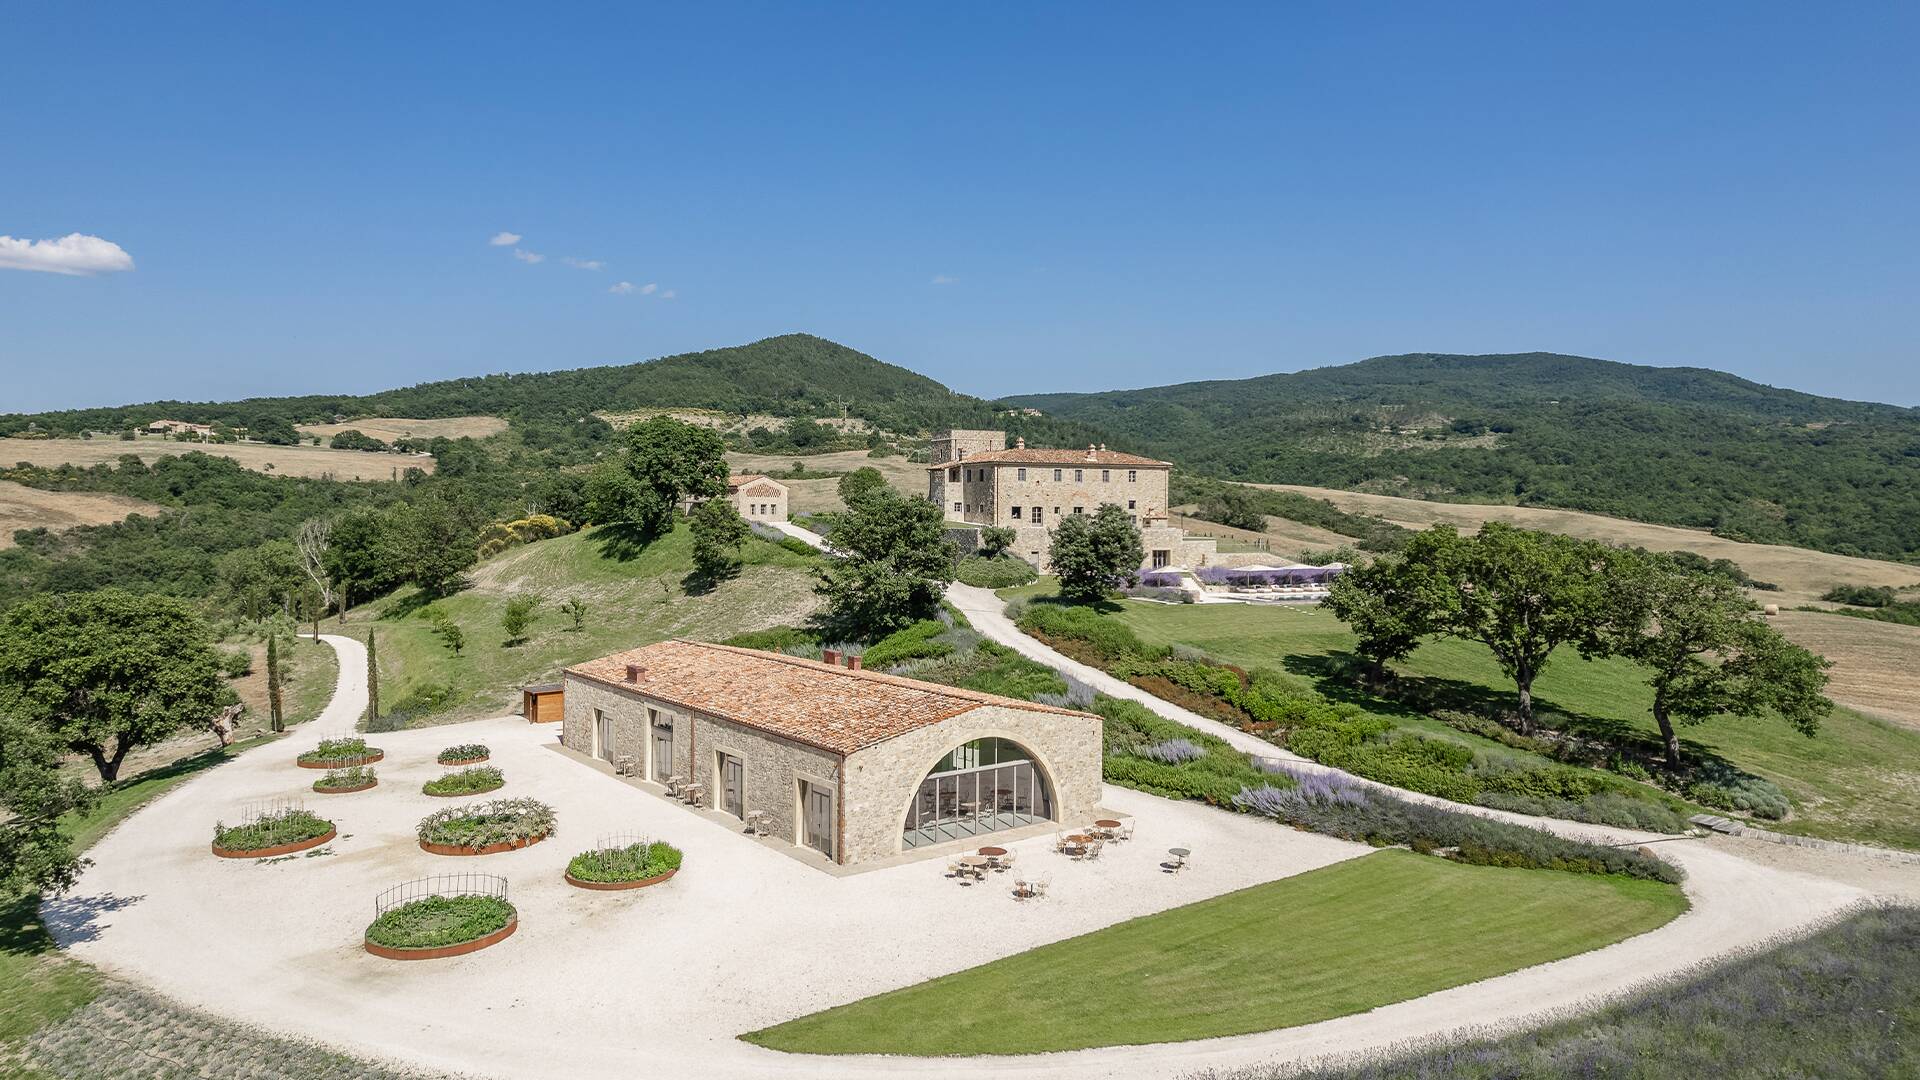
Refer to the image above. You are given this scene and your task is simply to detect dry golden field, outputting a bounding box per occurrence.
[1767,611,1920,731]
[1252,482,1919,606]
[2,434,433,481]
[296,415,507,442]
[0,479,160,546]
[723,449,925,513]
[602,408,873,436]
[1167,510,1354,557]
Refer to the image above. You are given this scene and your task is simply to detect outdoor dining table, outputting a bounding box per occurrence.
[1093,819,1122,829]
[977,846,1008,859]
[959,855,991,879]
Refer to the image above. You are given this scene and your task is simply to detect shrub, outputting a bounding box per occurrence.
[1232,767,1681,884]
[423,766,505,797]
[314,765,376,791]
[724,626,820,652]
[566,840,684,883]
[1821,584,1895,607]
[213,808,333,851]
[1688,768,1791,820]
[438,743,489,765]
[862,620,953,669]
[953,554,1039,588]
[1138,738,1206,764]
[778,536,817,556]
[217,646,253,678]
[1098,697,1287,806]
[1017,604,1161,664]
[298,737,379,765]
[365,895,516,950]
[416,798,556,850]
[387,681,454,721]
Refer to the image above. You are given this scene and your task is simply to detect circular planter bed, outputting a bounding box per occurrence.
[296,741,384,769]
[212,808,337,859]
[213,826,337,859]
[416,798,555,856]
[313,777,377,794]
[364,895,518,961]
[422,765,505,798]
[436,743,491,767]
[563,840,683,890]
[565,867,676,891]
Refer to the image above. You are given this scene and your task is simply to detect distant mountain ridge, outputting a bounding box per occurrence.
[1006,351,1920,562]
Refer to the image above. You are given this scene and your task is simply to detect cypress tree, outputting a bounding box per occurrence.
[366,630,380,722]
[266,633,284,733]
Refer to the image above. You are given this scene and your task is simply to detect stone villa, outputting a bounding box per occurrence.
[562,639,1102,868]
[725,473,788,523]
[926,428,1217,569]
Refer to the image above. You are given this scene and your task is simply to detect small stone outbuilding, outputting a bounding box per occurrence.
[561,640,1102,867]
[727,474,789,523]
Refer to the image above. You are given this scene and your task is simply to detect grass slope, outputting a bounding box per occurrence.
[359,521,822,725]
[746,849,1685,1056]
[1100,599,1920,851]
[1276,904,1920,1080]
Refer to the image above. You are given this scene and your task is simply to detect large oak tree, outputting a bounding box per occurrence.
[0,589,232,782]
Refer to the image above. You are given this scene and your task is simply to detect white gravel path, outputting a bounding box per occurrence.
[45,616,1872,1079]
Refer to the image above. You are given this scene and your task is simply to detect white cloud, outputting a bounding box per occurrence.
[489,231,522,246]
[0,233,136,276]
[659,288,676,299]
[930,274,957,285]
[609,281,635,294]
[512,248,545,264]
[639,282,658,295]
[562,257,604,270]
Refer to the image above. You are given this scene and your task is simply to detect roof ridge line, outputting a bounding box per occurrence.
[676,639,1095,718]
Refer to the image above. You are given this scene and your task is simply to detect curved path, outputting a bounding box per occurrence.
[48,615,1871,1080]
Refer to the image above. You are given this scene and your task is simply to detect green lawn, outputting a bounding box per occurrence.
[1104,600,1920,851]
[745,849,1687,1056]
[355,521,822,725]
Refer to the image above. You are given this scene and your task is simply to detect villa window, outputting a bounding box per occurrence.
[1031,506,1042,523]
[1101,470,1110,482]
[1017,468,1027,481]
[948,467,960,481]
[1010,506,1022,520]
[1128,470,1137,482]
[1074,469,1083,482]
[1152,549,1171,568]
[1053,469,1062,481]
[1128,499,1136,510]
[953,501,961,512]
[1053,506,1062,516]
[1073,505,1084,514]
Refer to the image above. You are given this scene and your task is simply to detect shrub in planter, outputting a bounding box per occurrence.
[437,743,490,766]
[423,765,505,797]
[566,840,683,884]
[365,895,516,951]
[313,765,377,793]
[213,808,334,854]
[297,737,382,767]
[416,798,556,853]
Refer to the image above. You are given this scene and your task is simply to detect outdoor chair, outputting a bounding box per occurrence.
[1084,839,1105,861]
[997,852,1017,873]
[1118,822,1134,842]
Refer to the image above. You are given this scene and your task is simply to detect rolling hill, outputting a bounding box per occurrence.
[1007,352,1920,561]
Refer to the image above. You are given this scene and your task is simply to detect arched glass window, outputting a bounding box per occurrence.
[902,738,1053,850]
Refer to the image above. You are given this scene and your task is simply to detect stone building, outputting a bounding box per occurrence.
[561,639,1102,868]
[926,430,1215,569]
[726,474,789,523]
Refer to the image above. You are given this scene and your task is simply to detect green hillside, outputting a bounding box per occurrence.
[1008,352,1920,561]
[0,333,1101,447]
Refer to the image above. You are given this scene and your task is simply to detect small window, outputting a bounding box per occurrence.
[1152,549,1171,568]
[1053,506,1062,516]
[1053,469,1062,482]
[1030,506,1042,523]
[1101,469,1110,482]
[1074,469,1083,482]
[1010,506,1022,520]
[1072,505,1084,514]
[948,467,959,481]
[953,502,961,512]
[1128,470,1137,482]
[1128,499,1137,510]
[1016,468,1027,481]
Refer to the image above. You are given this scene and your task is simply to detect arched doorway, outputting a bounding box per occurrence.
[901,737,1054,850]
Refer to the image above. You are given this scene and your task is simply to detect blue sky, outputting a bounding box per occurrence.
[3,2,1916,411]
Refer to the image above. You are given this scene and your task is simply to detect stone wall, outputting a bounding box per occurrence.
[733,478,788,522]
[562,674,843,855]
[839,704,1103,865]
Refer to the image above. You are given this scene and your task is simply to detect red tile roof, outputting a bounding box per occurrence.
[926,448,1171,469]
[565,640,1094,755]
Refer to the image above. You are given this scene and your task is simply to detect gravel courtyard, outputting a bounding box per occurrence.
[52,713,1370,1079]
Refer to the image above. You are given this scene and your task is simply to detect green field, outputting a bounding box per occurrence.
[355,522,821,725]
[745,849,1686,1056]
[1090,598,1920,851]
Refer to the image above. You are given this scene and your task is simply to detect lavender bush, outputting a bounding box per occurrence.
[1139,738,1208,765]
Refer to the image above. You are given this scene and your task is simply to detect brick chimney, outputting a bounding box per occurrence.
[822,648,841,666]
[624,663,644,682]
[1086,443,1097,459]
[1014,436,1026,449]
[847,655,863,670]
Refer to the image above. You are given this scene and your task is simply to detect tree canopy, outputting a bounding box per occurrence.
[586,416,728,540]
[814,488,954,636]
[0,589,231,782]
[1049,504,1145,603]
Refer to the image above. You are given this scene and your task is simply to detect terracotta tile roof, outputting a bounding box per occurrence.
[926,448,1171,469]
[727,473,782,488]
[565,639,1094,755]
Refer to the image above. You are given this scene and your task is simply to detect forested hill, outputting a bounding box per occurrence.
[1007,352,1920,562]
[0,334,1100,448]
